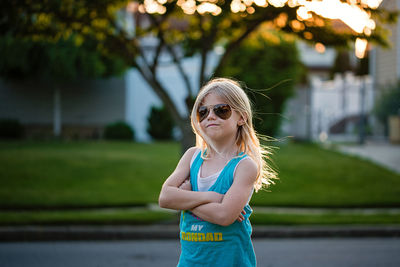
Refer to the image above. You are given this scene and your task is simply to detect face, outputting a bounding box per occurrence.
[198,93,244,141]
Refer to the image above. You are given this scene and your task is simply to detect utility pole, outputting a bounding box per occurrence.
[358,77,366,144]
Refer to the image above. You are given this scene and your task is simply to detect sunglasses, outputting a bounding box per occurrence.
[197,103,232,122]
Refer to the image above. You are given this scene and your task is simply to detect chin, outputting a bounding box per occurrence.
[203,130,220,139]
[207,131,229,141]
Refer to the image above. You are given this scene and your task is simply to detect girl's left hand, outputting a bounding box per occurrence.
[179,178,192,191]
[236,209,246,222]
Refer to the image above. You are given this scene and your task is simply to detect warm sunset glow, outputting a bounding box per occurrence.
[296,6,312,21]
[290,20,305,31]
[128,0,383,54]
[131,0,383,34]
[361,0,382,9]
[138,4,146,13]
[254,0,268,7]
[288,0,299,8]
[355,38,368,58]
[197,2,222,15]
[126,2,138,12]
[303,31,313,39]
[247,6,256,14]
[296,0,377,34]
[143,0,166,14]
[179,0,197,15]
[275,12,288,28]
[315,42,325,53]
[269,0,288,8]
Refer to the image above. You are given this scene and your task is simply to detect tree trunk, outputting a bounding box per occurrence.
[53,87,61,137]
[179,118,195,154]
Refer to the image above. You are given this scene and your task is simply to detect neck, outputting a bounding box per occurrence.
[208,135,239,159]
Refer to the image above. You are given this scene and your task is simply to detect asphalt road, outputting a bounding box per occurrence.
[1,238,399,267]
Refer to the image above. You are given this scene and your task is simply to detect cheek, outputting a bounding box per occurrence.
[199,121,209,133]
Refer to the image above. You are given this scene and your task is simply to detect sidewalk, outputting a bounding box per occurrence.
[337,141,400,174]
[2,205,400,241]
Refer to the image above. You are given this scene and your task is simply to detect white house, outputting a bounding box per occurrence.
[0,50,220,142]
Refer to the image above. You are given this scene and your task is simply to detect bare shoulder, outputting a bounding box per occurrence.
[182,146,199,159]
[178,146,199,165]
[186,146,199,155]
[234,156,258,183]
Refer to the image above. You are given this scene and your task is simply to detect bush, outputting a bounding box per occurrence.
[0,119,23,139]
[374,84,400,124]
[220,30,304,136]
[104,121,134,140]
[147,105,175,140]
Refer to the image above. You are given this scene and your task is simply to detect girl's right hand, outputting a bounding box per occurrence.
[236,209,246,222]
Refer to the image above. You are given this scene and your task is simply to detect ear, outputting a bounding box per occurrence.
[237,114,247,126]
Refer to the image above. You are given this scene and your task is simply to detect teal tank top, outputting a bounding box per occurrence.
[178,150,256,267]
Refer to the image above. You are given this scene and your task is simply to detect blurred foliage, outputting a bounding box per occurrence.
[0,0,134,82]
[147,105,175,140]
[0,0,395,83]
[329,49,370,78]
[220,30,303,136]
[104,121,135,140]
[374,83,400,124]
[0,119,24,139]
[355,54,370,76]
[0,34,127,82]
[330,49,353,78]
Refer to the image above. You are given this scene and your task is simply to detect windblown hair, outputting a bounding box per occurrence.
[190,78,277,192]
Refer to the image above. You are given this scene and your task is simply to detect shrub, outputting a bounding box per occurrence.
[0,119,23,139]
[104,121,135,140]
[147,105,175,140]
[374,84,400,125]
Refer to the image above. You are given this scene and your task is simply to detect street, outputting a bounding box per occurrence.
[1,238,399,267]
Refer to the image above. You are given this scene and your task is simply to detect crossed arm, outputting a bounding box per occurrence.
[158,147,258,226]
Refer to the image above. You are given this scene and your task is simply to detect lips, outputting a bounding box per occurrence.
[207,124,219,128]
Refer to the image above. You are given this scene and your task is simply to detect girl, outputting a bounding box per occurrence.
[159,78,277,267]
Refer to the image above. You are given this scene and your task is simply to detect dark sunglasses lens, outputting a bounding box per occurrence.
[198,106,209,122]
[214,104,231,120]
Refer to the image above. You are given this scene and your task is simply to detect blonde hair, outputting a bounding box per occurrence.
[190,78,277,192]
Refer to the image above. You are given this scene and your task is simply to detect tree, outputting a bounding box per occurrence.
[220,30,303,136]
[0,0,396,151]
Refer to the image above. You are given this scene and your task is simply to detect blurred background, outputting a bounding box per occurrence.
[0,0,399,234]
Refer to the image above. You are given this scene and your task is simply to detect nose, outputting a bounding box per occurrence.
[205,107,217,120]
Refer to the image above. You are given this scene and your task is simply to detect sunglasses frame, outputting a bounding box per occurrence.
[197,103,232,122]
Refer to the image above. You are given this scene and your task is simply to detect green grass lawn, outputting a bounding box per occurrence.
[252,143,400,208]
[1,141,399,209]
[0,141,179,208]
[0,140,399,225]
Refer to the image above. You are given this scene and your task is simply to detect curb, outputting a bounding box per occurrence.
[1,225,400,241]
